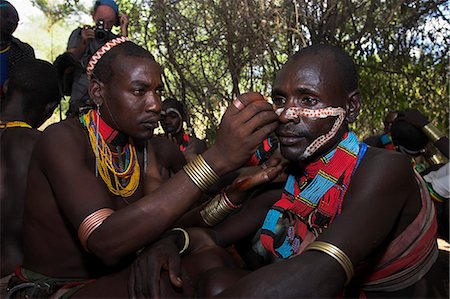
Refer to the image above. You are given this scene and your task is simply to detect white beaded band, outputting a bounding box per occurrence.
[86,36,130,79]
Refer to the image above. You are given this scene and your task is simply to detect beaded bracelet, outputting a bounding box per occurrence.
[183,154,220,193]
[305,241,354,286]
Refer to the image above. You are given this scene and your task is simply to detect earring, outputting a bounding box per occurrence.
[95,103,101,177]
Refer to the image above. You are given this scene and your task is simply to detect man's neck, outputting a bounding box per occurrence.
[92,109,128,147]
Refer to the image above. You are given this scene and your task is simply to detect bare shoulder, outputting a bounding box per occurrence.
[357,146,415,181]
[33,118,89,164]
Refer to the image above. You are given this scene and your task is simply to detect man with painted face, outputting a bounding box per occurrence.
[64,0,129,117]
[6,38,278,298]
[132,44,446,298]
[160,97,207,163]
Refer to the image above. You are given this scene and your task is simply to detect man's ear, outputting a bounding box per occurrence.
[88,78,104,107]
[345,90,361,123]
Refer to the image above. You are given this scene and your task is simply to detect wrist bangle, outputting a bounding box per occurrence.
[423,123,445,142]
[200,192,239,226]
[305,241,354,286]
[171,228,190,255]
[183,154,220,193]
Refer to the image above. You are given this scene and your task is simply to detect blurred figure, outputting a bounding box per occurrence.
[160,97,207,162]
[0,0,35,96]
[64,0,129,117]
[363,110,398,150]
[0,58,60,291]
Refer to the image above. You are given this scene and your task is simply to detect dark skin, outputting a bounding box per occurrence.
[160,105,207,163]
[135,50,428,298]
[0,70,59,277]
[21,52,278,297]
[149,135,187,180]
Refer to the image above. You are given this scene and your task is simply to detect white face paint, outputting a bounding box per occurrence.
[277,106,346,158]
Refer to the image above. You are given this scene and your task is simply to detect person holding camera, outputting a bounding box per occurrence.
[65,0,129,117]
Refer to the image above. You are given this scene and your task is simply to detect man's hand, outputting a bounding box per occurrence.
[129,235,182,298]
[228,149,288,194]
[81,27,95,43]
[119,13,129,37]
[208,92,279,174]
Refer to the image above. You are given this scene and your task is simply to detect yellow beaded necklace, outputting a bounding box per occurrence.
[0,121,32,129]
[80,110,140,198]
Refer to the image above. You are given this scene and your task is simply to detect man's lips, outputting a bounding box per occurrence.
[141,121,158,130]
[277,132,306,146]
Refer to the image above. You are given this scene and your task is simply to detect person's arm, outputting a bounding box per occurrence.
[175,152,287,228]
[400,108,449,158]
[38,93,278,266]
[216,149,419,297]
[119,13,129,37]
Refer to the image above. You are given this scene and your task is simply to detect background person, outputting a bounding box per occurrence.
[0,58,60,293]
[64,0,129,117]
[160,97,207,162]
[0,0,35,96]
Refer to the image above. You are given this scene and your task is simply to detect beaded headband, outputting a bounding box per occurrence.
[276,106,346,158]
[86,36,130,80]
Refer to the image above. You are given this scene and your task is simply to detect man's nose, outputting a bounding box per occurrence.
[144,92,161,114]
[278,101,300,124]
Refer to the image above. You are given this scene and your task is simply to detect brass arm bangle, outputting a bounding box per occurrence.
[171,227,190,255]
[183,154,220,193]
[423,123,445,142]
[305,241,354,286]
[200,192,237,226]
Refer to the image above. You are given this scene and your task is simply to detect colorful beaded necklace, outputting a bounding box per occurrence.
[260,131,367,258]
[80,109,140,198]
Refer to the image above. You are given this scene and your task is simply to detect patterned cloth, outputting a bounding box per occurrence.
[6,267,92,298]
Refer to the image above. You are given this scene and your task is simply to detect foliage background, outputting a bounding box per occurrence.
[20,0,450,142]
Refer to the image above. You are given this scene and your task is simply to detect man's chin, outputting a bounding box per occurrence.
[280,146,306,163]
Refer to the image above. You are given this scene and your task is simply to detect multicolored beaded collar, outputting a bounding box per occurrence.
[79,109,140,198]
[0,121,32,129]
[260,131,367,258]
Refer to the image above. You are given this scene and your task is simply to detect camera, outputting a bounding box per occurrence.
[93,20,108,41]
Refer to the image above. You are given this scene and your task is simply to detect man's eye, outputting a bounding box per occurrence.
[302,97,318,106]
[133,89,145,96]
